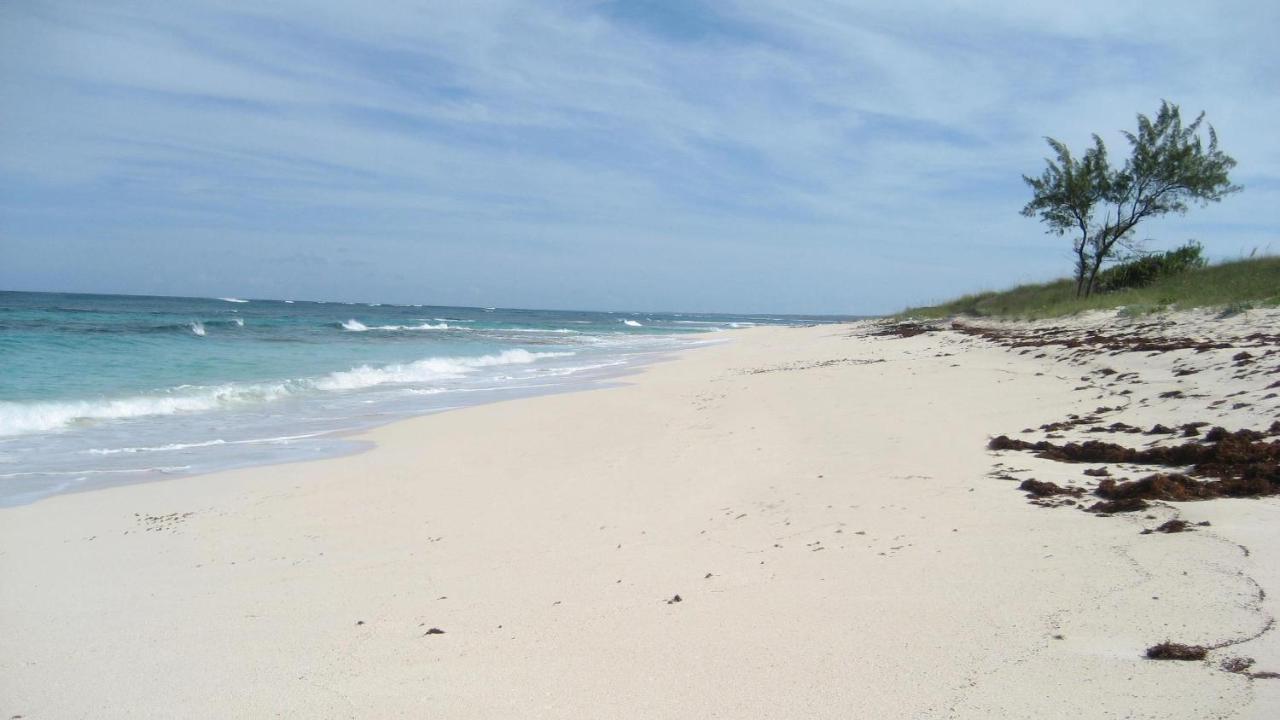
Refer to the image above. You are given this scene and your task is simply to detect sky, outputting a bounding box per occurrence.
[1,1,1277,314]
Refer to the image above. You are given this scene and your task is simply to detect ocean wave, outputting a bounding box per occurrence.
[621,319,643,327]
[0,349,575,437]
[379,322,454,331]
[0,382,293,437]
[85,431,328,456]
[0,465,192,479]
[218,297,249,303]
[232,317,245,327]
[342,319,456,332]
[190,321,207,337]
[314,349,573,391]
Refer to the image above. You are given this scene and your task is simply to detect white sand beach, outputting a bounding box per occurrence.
[3,313,1278,719]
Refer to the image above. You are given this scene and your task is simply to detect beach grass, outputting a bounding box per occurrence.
[901,255,1280,319]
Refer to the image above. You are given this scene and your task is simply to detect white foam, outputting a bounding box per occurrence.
[622,319,643,327]
[0,382,294,437]
[232,318,245,327]
[89,439,228,455]
[314,349,574,391]
[190,321,207,336]
[85,431,328,456]
[0,465,192,479]
[347,320,458,331]
[0,347,581,436]
[219,297,249,303]
[381,322,453,331]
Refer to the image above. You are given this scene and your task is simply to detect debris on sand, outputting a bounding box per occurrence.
[666,594,683,605]
[1019,479,1083,497]
[1089,497,1149,514]
[989,427,1280,505]
[423,627,446,635]
[875,322,935,338]
[1221,657,1255,674]
[1097,473,1275,503]
[1146,642,1207,661]
[1140,519,1192,534]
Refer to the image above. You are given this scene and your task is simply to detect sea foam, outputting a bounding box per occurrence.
[341,319,369,331]
[0,349,574,437]
[342,319,453,331]
[314,349,573,391]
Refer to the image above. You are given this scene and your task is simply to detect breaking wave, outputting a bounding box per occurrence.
[85,432,329,456]
[0,349,574,437]
[314,349,573,391]
[342,319,456,332]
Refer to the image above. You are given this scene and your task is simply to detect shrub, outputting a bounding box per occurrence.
[1095,241,1206,293]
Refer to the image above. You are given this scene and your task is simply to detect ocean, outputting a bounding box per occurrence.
[0,291,844,505]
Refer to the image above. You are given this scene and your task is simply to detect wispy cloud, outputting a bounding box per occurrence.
[2,0,1276,312]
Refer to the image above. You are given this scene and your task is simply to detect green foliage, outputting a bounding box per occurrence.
[1094,241,1207,293]
[1021,135,1110,294]
[1022,101,1240,297]
[901,256,1280,320]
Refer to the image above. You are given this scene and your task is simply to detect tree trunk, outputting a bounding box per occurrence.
[1083,252,1105,297]
[1073,236,1089,298]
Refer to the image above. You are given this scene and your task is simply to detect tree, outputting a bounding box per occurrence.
[1021,101,1240,297]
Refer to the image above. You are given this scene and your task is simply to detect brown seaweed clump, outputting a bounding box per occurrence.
[876,322,935,338]
[1097,473,1274,502]
[988,428,1280,499]
[1146,642,1207,661]
[1140,519,1191,534]
[1089,497,1149,514]
[1019,479,1083,497]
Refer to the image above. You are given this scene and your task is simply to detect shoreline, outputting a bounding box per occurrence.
[2,316,1277,718]
[0,335,726,508]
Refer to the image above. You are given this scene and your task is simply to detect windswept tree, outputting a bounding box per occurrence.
[1021,101,1240,297]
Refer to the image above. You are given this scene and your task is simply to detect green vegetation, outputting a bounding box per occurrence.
[901,255,1280,320]
[1093,241,1206,294]
[1022,101,1239,297]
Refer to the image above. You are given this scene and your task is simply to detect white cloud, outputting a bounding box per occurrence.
[1,0,1275,313]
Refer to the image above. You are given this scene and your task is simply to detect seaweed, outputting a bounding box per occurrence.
[1019,479,1083,497]
[1146,642,1207,661]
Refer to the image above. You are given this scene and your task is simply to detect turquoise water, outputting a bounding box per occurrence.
[0,291,847,505]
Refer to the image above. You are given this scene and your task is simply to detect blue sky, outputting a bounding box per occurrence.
[1,0,1276,314]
